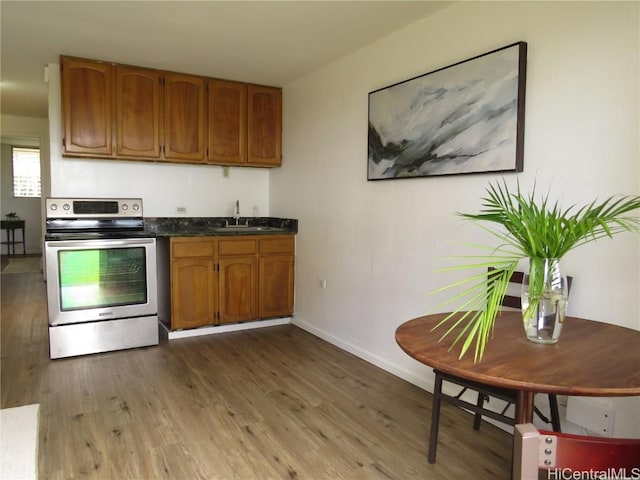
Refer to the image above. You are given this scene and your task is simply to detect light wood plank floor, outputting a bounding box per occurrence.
[1,272,512,479]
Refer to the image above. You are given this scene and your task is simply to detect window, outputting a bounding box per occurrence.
[12,147,41,197]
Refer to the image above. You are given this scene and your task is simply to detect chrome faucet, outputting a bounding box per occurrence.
[233,200,240,225]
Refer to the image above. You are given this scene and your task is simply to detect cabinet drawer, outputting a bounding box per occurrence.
[218,238,258,256]
[171,238,215,258]
[260,236,294,254]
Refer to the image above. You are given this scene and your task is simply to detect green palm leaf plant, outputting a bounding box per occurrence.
[432,180,640,362]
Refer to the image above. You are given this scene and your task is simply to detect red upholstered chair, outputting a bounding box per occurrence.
[513,423,640,480]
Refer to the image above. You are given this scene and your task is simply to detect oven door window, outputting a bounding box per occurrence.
[58,247,147,310]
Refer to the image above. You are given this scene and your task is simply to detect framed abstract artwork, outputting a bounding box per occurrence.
[367,42,527,180]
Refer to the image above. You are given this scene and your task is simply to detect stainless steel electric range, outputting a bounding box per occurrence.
[44,197,158,359]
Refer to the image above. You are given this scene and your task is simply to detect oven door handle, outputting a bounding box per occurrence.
[46,238,155,248]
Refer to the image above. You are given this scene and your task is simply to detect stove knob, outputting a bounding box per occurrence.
[49,203,58,211]
[122,204,129,211]
[63,203,71,211]
[132,203,140,211]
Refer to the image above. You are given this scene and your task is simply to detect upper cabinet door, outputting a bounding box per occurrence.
[115,66,162,159]
[208,79,247,165]
[247,85,282,166]
[164,73,207,162]
[61,57,114,156]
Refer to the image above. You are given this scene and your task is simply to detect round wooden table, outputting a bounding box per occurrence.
[395,311,640,423]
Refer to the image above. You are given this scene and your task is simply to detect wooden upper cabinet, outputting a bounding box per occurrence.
[61,56,282,168]
[115,66,162,158]
[61,56,114,156]
[164,73,207,162]
[208,79,247,165]
[247,84,282,166]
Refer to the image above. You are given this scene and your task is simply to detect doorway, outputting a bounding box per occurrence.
[1,135,43,256]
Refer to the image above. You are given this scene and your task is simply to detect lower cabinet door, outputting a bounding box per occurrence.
[219,256,257,324]
[259,254,294,319]
[171,257,216,329]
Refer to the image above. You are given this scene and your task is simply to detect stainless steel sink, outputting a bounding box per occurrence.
[212,226,287,233]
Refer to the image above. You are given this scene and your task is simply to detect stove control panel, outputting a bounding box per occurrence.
[46,198,143,218]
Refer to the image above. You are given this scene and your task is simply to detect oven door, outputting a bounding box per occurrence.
[45,237,157,326]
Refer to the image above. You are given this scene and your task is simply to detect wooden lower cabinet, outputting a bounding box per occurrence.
[259,236,295,319]
[171,257,217,329]
[169,237,217,330]
[259,255,294,319]
[218,236,258,324]
[166,235,294,330]
[219,256,258,324]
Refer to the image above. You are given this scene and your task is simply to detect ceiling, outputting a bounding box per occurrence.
[0,1,451,119]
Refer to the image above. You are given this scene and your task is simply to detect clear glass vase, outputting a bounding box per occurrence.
[521,258,569,344]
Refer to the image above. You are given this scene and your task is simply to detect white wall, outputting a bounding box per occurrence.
[1,114,50,254]
[273,1,640,436]
[47,64,271,218]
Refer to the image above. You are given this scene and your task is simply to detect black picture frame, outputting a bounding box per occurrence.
[367,42,527,180]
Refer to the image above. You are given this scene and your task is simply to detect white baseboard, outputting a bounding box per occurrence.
[292,318,434,392]
[161,317,292,340]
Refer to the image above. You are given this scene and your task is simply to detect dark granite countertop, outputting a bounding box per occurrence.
[145,217,298,237]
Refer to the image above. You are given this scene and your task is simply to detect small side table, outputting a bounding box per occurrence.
[1,220,26,256]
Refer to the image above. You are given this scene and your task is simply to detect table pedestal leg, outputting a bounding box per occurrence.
[515,391,534,424]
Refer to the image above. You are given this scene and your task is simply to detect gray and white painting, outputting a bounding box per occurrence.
[368,43,526,180]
